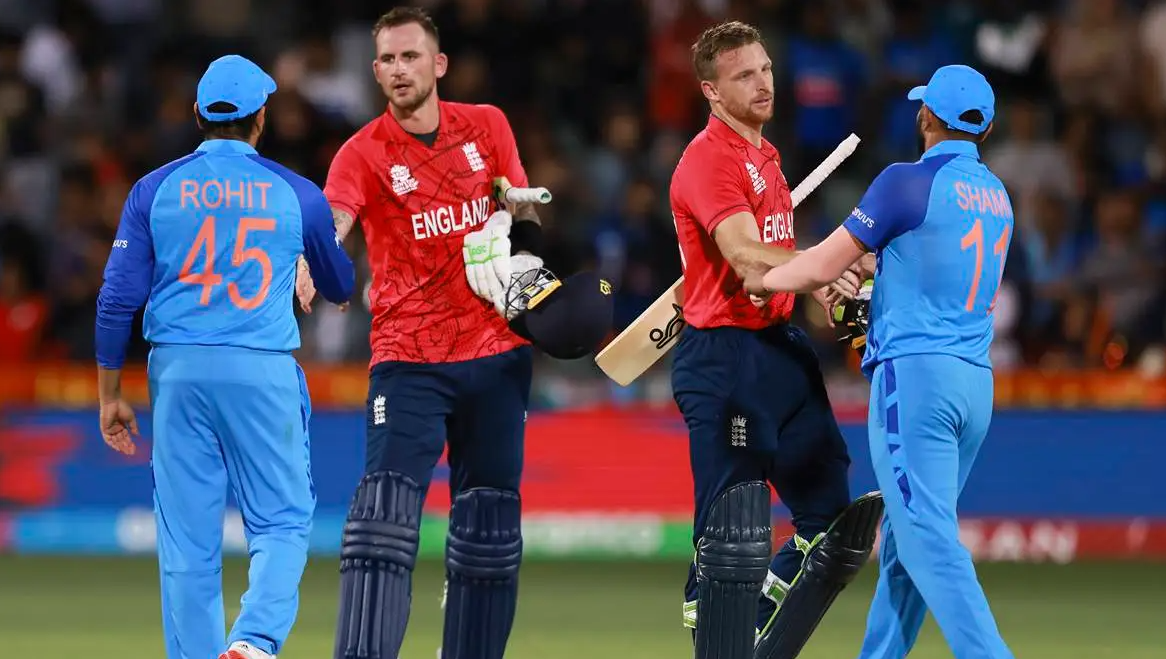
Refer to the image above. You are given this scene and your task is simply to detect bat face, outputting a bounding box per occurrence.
[648,304,685,350]
[593,280,686,386]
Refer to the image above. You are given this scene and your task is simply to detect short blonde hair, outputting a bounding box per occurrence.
[692,21,764,82]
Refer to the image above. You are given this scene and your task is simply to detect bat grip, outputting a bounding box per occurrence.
[504,187,553,205]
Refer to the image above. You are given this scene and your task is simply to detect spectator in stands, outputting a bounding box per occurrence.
[784,2,868,181]
[1050,0,1140,119]
[1066,191,1162,364]
[1018,192,1081,362]
[0,251,46,363]
[878,0,959,163]
[986,99,1077,230]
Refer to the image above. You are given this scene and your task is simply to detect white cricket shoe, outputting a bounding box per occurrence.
[218,641,275,659]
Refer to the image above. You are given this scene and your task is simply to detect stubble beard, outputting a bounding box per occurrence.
[389,81,435,115]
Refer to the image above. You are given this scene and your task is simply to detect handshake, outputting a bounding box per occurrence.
[462,210,545,319]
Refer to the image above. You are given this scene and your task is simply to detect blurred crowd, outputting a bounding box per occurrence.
[2,0,1166,383]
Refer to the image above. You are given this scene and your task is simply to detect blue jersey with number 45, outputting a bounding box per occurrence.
[95,139,354,368]
[842,140,1014,378]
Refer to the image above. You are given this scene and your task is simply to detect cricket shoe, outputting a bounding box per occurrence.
[218,641,275,659]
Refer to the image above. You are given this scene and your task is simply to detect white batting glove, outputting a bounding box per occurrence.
[463,211,513,308]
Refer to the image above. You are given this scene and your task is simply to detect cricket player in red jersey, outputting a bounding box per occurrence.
[670,22,884,659]
[295,8,549,659]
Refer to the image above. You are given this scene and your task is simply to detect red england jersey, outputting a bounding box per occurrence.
[669,115,796,330]
[325,101,530,366]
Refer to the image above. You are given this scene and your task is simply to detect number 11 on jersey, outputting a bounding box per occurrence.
[960,218,1011,314]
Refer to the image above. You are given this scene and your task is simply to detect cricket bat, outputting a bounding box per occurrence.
[594,133,862,386]
[493,177,553,206]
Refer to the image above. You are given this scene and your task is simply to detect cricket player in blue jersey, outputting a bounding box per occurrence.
[746,64,1017,659]
[95,55,355,659]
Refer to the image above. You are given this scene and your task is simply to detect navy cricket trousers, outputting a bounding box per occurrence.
[363,346,534,501]
[672,324,852,627]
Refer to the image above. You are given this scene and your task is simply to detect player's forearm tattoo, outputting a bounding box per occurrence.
[332,208,356,242]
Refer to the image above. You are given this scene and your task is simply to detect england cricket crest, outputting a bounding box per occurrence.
[648,303,685,351]
[462,142,485,172]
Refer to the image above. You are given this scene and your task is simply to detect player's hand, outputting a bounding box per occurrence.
[99,398,140,456]
[295,255,317,314]
[463,210,513,310]
[813,287,837,328]
[858,253,877,278]
[743,271,770,299]
[828,264,863,300]
[502,253,545,318]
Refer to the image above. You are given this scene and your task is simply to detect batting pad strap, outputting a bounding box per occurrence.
[762,571,791,606]
[446,488,523,580]
[510,218,543,256]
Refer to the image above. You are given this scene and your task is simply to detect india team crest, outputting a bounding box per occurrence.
[389,164,419,197]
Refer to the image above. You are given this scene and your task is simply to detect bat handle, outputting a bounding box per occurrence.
[505,187,553,205]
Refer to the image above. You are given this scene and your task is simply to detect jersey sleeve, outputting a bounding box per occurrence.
[324,138,370,219]
[682,150,751,235]
[252,155,357,305]
[95,179,155,368]
[300,184,356,304]
[482,105,529,187]
[843,163,928,250]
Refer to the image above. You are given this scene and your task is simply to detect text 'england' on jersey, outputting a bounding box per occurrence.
[133,141,350,352]
[842,140,1014,376]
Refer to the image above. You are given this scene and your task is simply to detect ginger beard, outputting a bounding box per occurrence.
[373,23,447,115]
[706,42,775,128]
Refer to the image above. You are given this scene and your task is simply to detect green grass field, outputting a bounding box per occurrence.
[1,556,1162,658]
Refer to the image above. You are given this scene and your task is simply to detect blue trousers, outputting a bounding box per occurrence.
[148,346,316,659]
[858,355,1014,659]
[672,325,852,629]
[364,346,532,495]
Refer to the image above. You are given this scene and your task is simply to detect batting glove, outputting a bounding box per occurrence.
[463,210,513,309]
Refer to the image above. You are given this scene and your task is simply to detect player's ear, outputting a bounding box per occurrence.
[700,79,719,104]
[979,121,994,143]
[254,106,267,140]
[920,106,938,134]
[435,52,448,79]
[192,102,204,131]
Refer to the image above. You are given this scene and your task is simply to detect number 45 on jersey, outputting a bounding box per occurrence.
[180,217,276,310]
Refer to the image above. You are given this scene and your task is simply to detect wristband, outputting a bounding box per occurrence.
[511,218,543,256]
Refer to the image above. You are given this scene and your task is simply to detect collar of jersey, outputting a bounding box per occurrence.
[921,139,979,161]
[196,139,258,155]
[707,113,777,157]
[382,101,449,145]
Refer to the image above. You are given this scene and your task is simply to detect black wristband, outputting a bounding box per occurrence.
[511,218,544,256]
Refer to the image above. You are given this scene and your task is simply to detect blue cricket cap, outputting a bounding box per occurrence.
[196,55,277,122]
[907,64,995,135]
